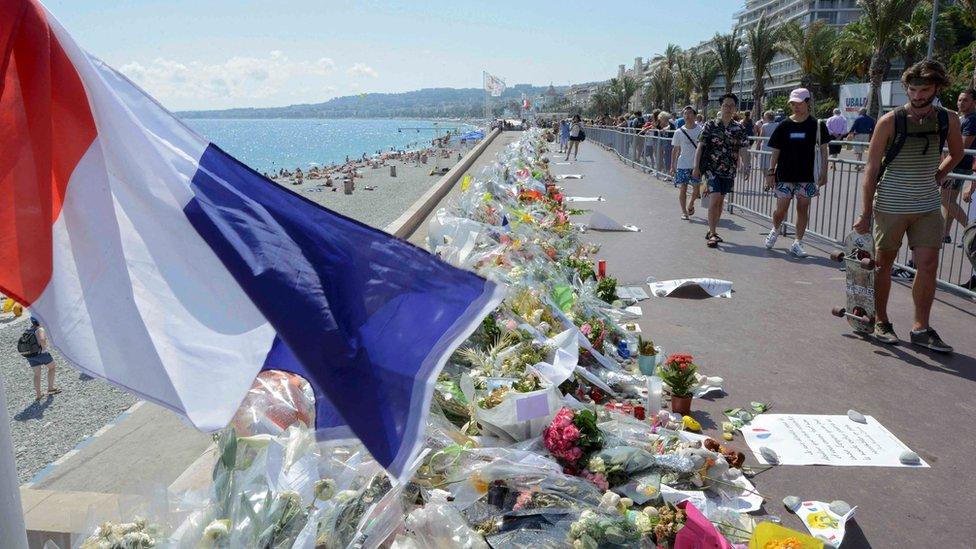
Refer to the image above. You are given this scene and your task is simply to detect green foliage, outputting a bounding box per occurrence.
[637,335,656,356]
[657,355,698,397]
[815,100,836,120]
[596,277,618,304]
[764,95,787,114]
[571,409,603,454]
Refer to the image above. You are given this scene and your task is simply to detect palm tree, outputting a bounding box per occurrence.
[675,52,696,109]
[858,0,916,119]
[603,76,640,115]
[685,53,721,116]
[713,32,743,94]
[949,0,976,87]
[897,1,955,68]
[834,19,874,81]
[647,66,678,112]
[589,87,614,117]
[779,20,838,97]
[745,13,780,120]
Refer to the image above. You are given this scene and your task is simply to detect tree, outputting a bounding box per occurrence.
[713,32,743,94]
[952,0,976,87]
[857,0,916,119]
[608,76,640,115]
[833,19,874,81]
[897,1,955,68]
[644,66,678,113]
[675,52,696,109]
[779,20,838,97]
[685,53,721,116]
[745,13,780,120]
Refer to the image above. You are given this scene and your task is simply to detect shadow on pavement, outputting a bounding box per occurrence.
[842,333,976,383]
[14,396,53,421]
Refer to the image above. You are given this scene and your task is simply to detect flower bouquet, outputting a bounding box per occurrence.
[543,407,604,475]
[658,354,698,415]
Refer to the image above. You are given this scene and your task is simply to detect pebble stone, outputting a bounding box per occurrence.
[829,500,852,516]
[759,446,779,464]
[899,450,921,465]
[847,409,867,424]
[1,315,137,483]
[783,495,802,512]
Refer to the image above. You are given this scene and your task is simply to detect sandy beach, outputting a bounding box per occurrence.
[270,143,473,229]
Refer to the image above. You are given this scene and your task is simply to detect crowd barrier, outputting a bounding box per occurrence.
[583,125,976,298]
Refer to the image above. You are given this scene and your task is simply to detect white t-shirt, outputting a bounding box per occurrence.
[671,125,702,170]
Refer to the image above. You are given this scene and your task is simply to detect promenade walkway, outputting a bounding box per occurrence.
[551,139,975,548]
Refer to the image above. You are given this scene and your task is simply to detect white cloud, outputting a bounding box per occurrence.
[347,62,378,78]
[119,51,337,109]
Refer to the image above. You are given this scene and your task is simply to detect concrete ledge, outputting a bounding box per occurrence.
[384,127,501,239]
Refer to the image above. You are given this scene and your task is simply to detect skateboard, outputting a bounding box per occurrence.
[830,230,876,333]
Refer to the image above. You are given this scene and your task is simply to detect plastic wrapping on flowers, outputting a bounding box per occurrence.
[75,129,778,548]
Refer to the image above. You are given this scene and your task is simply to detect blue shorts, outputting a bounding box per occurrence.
[674,169,701,186]
[707,175,734,195]
[27,352,53,367]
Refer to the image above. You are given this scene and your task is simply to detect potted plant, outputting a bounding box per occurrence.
[637,336,658,375]
[659,354,698,415]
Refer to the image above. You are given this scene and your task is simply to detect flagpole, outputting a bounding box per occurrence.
[0,375,28,549]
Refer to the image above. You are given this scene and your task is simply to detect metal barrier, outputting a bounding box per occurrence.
[584,124,976,297]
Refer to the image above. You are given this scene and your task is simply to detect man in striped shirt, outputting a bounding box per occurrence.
[853,61,963,352]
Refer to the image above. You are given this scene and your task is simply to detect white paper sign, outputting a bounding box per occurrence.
[588,211,641,232]
[648,278,732,299]
[565,196,605,202]
[742,414,929,467]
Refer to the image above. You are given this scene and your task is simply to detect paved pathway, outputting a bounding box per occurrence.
[551,139,975,548]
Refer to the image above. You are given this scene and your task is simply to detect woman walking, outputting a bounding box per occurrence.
[19,318,59,401]
[566,114,584,161]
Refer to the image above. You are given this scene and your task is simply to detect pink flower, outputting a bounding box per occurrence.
[582,471,609,491]
[504,319,518,331]
[580,324,592,335]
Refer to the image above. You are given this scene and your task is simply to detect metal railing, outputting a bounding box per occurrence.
[584,125,976,297]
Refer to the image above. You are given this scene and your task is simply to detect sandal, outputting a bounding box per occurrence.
[34,395,45,402]
[688,205,695,216]
[712,233,724,243]
[47,388,62,395]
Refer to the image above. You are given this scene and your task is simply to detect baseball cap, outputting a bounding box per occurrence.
[788,88,811,103]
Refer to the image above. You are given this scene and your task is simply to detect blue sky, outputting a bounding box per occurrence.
[45,0,740,111]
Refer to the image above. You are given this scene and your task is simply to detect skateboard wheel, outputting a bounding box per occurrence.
[831,307,846,318]
[830,251,845,262]
[859,258,875,270]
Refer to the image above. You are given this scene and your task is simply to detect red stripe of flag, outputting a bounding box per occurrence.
[0,0,97,305]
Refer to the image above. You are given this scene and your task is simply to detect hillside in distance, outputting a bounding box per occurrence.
[178,84,570,119]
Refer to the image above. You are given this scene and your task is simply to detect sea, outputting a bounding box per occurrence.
[182,118,476,173]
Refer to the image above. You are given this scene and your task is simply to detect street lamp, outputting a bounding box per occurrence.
[738,44,748,104]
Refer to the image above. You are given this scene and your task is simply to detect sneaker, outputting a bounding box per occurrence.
[910,328,953,353]
[789,240,808,258]
[872,322,899,345]
[764,228,778,249]
[681,214,689,220]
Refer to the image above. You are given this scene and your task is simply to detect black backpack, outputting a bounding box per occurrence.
[17,327,42,358]
[879,106,949,178]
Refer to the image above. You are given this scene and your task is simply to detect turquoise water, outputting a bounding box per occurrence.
[182,118,473,173]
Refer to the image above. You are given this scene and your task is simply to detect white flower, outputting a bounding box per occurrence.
[120,532,155,547]
[634,512,653,534]
[201,519,231,544]
[334,489,358,503]
[314,478,336,501]
[587,456,606,474]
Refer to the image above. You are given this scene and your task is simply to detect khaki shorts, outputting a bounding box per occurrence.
[874,209,944,252]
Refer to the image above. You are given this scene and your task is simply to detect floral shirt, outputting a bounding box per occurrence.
[699,118,750,179]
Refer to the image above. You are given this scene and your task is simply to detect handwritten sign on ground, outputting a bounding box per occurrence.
[742,414,929,467]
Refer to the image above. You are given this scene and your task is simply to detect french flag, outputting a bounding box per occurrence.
[0,0,503,479]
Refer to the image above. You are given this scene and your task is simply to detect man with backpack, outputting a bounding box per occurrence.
[18,317,60,401]
[852,60,963,352]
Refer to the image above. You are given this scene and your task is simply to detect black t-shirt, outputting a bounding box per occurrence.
[768,116,830,183]
[956,112,976,171]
